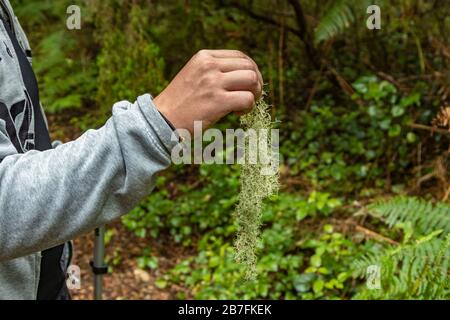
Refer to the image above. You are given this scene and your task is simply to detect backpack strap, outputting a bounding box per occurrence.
[0,9,69,300]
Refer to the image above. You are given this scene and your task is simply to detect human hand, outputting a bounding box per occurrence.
[153,49,263,133]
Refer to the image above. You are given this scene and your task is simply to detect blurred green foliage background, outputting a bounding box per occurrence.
[14,0,449,299]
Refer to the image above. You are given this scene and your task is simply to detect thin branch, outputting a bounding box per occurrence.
[287,0,361,100]
[287,0,308,37]
[442,186,450,202]
[221,0,361,101]
[408,123,450,136]
[287,0,320,68]
[220,0,302,38]
[355,225,399,245]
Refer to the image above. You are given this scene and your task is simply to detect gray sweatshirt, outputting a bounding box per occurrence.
[0,0,177,299]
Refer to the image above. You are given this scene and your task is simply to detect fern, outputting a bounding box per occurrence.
[353,197,450,299]
[368,197,450,236]
[314,0,356,44]
[314,0,384,44]
[353,233,449,299]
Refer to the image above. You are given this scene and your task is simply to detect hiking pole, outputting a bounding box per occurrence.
[90,226,108,300]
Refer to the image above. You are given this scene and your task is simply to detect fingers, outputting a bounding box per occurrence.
[225,91,255,114]
[208,49,247,59]
[217,58,255,73]
[195,49,262,117]
[207,50,264,88]
[222,70,262,99]
[216,58,264,91]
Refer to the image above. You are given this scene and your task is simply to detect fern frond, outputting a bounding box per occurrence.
[353,195,450,300]
[353,234,449,299]
[314,0,356,44]
[368,197,450,236]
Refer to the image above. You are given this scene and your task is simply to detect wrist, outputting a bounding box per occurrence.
[153,95,177,128]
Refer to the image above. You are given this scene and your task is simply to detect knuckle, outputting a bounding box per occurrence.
[243,60,254,70]
[200,73,216,87]
[243,92,255,107]
[234,50,246,58]
[249,71,259,85]
[247,57,256,66]
[214,90,226,102]
[196,49,209,59]
[202,58,217,70]
[244,54,256,65]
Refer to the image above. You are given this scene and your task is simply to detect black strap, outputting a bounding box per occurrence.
[89,261,108,275]
[1,14,68,300]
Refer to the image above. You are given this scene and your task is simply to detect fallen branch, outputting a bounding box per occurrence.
[408,123,450,136]
[355,225,399,245]
[442,186,450,202]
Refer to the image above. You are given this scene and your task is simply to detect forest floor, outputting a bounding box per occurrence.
[70,221,191,300]
[47,109,447,300]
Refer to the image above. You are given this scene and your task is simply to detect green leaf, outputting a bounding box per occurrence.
[310,255,322,267]
[391,106,405,117]
[407,132,417,143]
[155,279,168,289]
[293,273,315,293]
[388,124,402,137]
[324,224,334,233]
[400,92,421,107]
[313,279,325,293]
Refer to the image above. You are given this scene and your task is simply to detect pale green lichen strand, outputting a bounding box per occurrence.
[234,97,279,280]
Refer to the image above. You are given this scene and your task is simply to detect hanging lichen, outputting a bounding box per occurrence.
[234,95,279,280]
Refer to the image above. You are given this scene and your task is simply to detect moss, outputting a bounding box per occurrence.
[234,96,279,280]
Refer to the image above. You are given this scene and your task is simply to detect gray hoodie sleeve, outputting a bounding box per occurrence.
[0,94,177,262]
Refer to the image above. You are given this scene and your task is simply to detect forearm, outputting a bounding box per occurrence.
[0,94,176,261]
